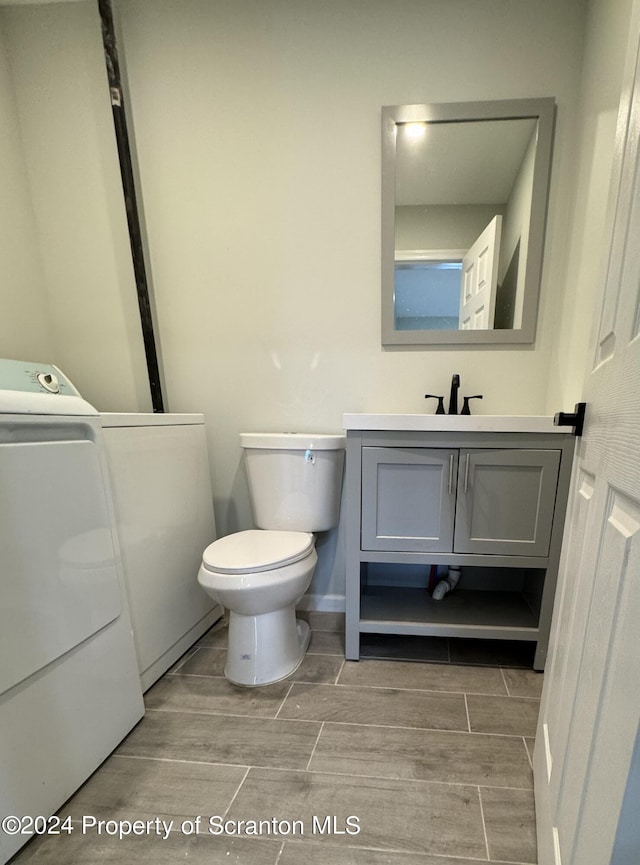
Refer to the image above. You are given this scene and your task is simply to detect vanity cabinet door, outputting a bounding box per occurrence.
[454,448,561,556]
[361,447,457,552]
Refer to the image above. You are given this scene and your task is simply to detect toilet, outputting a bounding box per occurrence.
[197,432,345,686]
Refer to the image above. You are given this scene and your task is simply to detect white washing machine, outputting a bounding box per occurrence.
[100,413,221,691]
[0,359,145,865]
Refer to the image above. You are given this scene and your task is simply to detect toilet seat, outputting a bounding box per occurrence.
[201,529,314,575]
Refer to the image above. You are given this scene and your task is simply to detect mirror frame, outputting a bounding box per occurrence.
[381,97,556,346]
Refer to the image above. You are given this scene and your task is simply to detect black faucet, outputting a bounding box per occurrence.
[426,375,483,415]
[448,374,460,415]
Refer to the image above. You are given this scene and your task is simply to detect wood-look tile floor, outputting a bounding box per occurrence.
[11,613,542,864]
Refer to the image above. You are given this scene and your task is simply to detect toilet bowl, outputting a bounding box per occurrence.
[197,433,345,687]
[199,530,317,686]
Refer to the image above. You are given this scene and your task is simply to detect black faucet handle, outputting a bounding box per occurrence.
[425,394,445,414]
[461,395,483,415]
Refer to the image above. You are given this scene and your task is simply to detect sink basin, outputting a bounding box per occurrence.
[342,413,564,434]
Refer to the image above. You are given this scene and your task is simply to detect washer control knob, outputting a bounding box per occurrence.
[37,372,60,394]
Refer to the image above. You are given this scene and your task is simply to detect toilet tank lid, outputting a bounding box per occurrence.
[240,432,346,450]
[201,530,314,574]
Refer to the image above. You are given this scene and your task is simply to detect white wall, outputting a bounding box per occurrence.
[113,0,588,599]
[395,204,504,252]
[501,129,536,328]
[0,15,52,362]
[0,1,151,411]
[4,0,627,603]
[545,0,635,411]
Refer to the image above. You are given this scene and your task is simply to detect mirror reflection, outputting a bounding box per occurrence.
[381,99,555,346]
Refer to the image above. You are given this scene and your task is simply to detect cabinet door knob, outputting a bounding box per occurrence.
[448,453,454,495]
[464,453,470,493]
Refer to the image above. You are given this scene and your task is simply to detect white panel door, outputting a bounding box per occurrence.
[459,214,502,330]
[534,6,640,864]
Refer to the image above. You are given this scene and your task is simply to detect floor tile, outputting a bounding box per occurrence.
[279,682,467,731]
[525,737,536,765]
[466,693,540,737]
[481,786,537,863]
[450,638,535,667]
[229,768,487,858]
[360,634,450,662]
[307,628,344,655]
[61,755,245,823]
[338,658,508,695]
[195,619,229,648]
[310,723,533,788]
[10,831,281,864]
[8,609,542,865]
[117,710,321,770]
[171,647,226,677]
[297,611,345,632]
[287,652,344,684]
[280,842,521,865]
[166,647,199,674]
[502,666,544,698]
[145,673,289,717]
[171,644,343,685]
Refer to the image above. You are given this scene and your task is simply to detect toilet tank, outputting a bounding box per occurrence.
[240,433,346,532]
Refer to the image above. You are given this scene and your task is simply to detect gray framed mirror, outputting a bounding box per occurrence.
[381,97,555,346]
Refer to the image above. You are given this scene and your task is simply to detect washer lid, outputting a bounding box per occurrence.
[202,530,314,574]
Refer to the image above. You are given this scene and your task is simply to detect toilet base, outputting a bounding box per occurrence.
[224,604,311,687]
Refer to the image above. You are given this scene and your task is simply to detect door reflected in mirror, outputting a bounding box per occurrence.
[382,99,555,346]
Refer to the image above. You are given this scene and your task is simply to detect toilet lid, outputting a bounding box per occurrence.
[201,530,314,574]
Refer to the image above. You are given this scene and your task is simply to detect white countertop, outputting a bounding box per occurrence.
[342,413,565,434]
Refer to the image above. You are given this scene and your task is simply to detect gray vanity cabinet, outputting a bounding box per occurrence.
[453,448,561,556]
[361,447,457,552]
[345,429,575,670]
[361,446,560,557]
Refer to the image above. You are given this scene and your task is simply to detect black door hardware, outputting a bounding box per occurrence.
[554,402,587,437]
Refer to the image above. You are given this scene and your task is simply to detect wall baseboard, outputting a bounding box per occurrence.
[297,593,345,612]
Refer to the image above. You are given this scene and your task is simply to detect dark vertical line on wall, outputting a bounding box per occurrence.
[98,0,165,412]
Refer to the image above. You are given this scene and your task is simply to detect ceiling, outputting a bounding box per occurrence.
[395,117,538,207]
